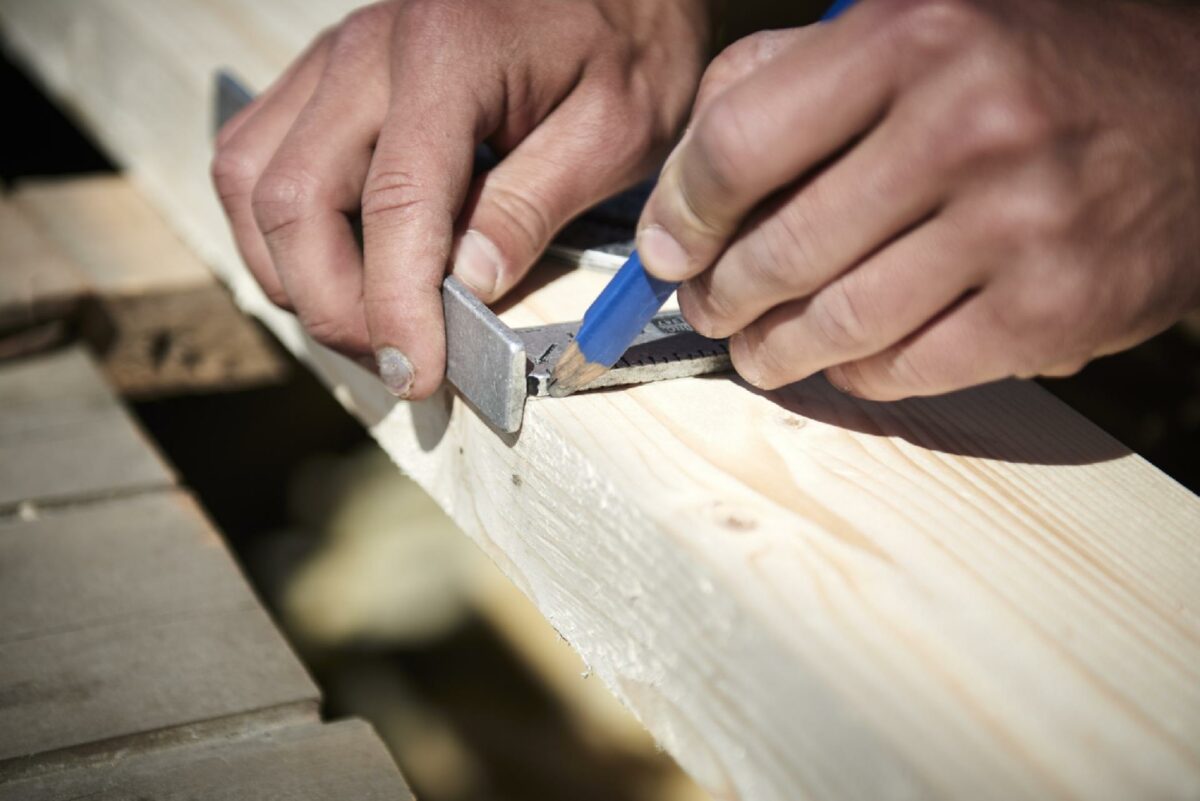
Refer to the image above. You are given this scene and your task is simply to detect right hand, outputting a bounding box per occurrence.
[212,0,710,398]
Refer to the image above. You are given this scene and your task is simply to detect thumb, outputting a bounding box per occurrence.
[450,91,652,303]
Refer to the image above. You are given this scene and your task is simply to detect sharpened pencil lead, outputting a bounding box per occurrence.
[548,342,608,397]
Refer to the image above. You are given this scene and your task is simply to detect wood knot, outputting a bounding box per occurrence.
[709,501,758,533]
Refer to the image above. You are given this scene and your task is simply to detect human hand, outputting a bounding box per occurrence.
[637,0,1200,400]
[213,0,709,398]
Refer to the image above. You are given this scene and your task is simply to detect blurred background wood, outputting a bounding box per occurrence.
[1,176,286,396]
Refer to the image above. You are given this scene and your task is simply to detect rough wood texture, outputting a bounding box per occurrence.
[2,176,286,396]
[0,720,414,801]
[0,347,318,766]
[0,491,319,764]
[0,347,174,508]
[2,4,1197,799]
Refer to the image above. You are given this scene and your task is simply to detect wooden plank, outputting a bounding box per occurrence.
[0,346,174,508]
[2,4,1197,800]
[0,198,85,359]
[7,176,285,396]
[0,719,413,801]
[0,198,85,333]
[0,488,320,765]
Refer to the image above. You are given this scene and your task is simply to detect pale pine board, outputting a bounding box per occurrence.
[2,3,1197,799]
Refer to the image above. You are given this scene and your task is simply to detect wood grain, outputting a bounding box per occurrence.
[2,4,1196,799]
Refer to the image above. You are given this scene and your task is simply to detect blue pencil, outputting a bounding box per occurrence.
[548,0,856,397]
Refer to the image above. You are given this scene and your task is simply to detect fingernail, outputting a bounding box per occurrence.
[452,229,501,298]
[638,224,690,279]
[375,346,414,397]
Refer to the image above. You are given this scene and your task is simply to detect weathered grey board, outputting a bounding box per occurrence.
[0,347,174,508]
[0,719,413,801]
[0,490,319,764]
[0,346,408,795]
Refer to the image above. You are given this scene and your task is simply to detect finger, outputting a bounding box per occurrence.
[252,24,390,355]
[724,215,982,390]
[211,35,332,308]
[637,8,896,281]
[824,287,1041,401]
[450,88,654,302]
[361,80,482,399]
[680,105,948,338]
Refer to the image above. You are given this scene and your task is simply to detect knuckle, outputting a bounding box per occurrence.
[251,169,322,235]
[952,85,1052,165]
[706,30,776,86]
[890,0,981,60]
[580,84,651,153]
[211,146,260,204]
[811,280,871,352]
[360,169,430,228]
[981,175,1076,251]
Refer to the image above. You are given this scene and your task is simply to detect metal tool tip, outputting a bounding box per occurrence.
[547,342,608,398]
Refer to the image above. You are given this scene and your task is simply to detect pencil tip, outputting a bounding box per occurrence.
[548,342,608,397]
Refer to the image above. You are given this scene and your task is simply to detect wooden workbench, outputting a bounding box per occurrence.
[1,3,1197,799]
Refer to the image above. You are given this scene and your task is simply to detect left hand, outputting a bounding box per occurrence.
[637,0,1200,399]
